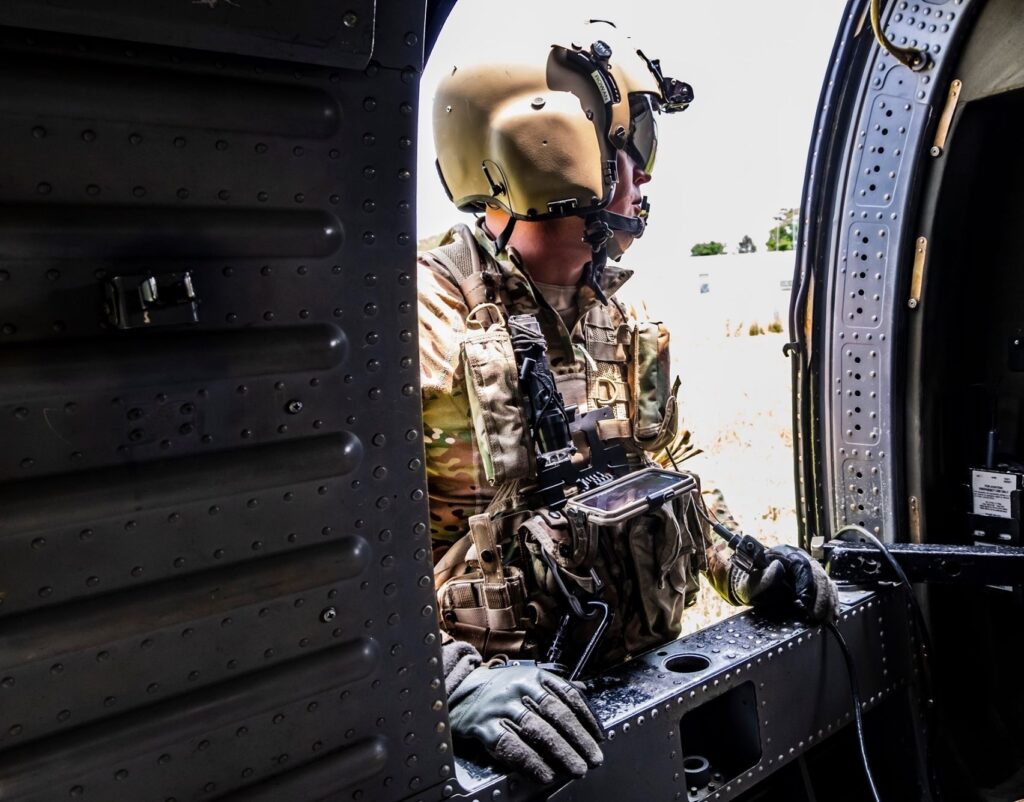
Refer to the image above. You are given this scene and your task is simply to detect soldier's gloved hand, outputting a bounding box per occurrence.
[732,545,840,622]
[444,644,604,784]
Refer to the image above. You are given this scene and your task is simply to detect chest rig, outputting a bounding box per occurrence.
[426,223,702,674]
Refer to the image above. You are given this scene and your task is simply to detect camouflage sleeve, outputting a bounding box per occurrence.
[418,254,470,400]
[700,487,744,606]
[704,539,742,606]
[418,255,490,553]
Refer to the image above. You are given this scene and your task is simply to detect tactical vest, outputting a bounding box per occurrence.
[425,224,709,673]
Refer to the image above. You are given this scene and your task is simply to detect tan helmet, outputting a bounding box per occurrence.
[433,20,692,298]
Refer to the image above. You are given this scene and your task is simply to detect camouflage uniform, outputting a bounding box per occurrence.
[419,221,738,665]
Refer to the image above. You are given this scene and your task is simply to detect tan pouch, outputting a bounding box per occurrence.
[461,304,533,485]
[438,566,529,633]
[630,319,680,452]
[580,484,710,670]
[436,513,531,658]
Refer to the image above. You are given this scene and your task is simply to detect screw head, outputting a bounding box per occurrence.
[320,607,337,623]
[286,400,304,414]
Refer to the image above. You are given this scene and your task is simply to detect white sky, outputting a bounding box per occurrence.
[416,0,851,256]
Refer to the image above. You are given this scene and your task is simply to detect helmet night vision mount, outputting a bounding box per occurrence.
[433,20,693,302]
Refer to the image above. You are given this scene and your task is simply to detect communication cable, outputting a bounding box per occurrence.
[831,523,942,802]
[826,619,884,802]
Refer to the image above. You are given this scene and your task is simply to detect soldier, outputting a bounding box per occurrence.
[418,21,839,785]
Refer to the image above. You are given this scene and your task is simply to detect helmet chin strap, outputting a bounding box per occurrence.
[581,197,649,303]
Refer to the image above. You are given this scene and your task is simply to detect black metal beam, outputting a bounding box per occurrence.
[825,541,1024,585]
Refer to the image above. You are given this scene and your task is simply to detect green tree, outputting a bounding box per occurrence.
[738,235,757,254]
[690,241,726,256]
[766,208,798,252]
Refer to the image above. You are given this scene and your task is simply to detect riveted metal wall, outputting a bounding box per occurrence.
[823,0,981,539]
[0,4,457,801]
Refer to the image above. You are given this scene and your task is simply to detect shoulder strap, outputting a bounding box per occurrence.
[426,223,502,327]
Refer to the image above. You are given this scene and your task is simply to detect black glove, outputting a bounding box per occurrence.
[443,642,604,784]
[731,544,840,622]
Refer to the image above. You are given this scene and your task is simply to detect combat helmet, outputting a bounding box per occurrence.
[433,19,692,301]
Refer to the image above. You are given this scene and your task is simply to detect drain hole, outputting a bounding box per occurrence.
[665,654,711,674]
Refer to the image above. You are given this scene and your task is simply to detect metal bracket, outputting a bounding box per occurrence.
[105,271,199,330]
[930,79,963,157]
[908,236,927,310]
[909,496,922,544]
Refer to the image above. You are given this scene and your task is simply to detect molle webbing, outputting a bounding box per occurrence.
[428,224,500,327]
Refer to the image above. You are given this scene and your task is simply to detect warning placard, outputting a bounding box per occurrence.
[972,470,1018,518]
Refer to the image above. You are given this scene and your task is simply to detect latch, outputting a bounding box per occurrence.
[105,272,199,330]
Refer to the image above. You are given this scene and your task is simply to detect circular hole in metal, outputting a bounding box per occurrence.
[664,654,711,674]
[941,560,962,577]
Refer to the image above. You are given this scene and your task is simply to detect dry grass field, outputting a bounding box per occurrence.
[669,328,799,633]
[615,252,800,633]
